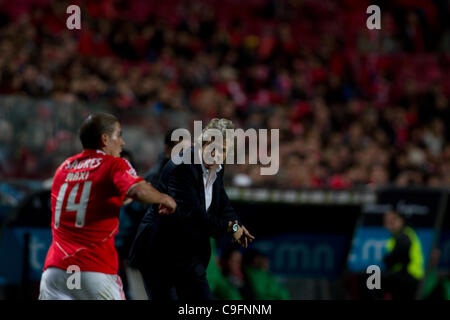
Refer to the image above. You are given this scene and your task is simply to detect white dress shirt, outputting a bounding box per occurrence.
[199,149,222,212]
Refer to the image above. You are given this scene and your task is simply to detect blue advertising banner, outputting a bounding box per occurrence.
[250,233,348,279]
[0,227,51,285]
[230,201,360,280]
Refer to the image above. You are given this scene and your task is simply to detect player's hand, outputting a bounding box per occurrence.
[123,197,133,205]
[158,194,176,215]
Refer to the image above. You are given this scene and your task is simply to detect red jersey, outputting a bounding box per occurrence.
[43,149,144,274]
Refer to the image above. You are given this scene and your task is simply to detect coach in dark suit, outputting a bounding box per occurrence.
[129,118,254,300]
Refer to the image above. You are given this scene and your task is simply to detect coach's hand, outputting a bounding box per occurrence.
[231,227,244,245]
[158,194,177,215]
[240,225,255,248]
[229,220,244,243]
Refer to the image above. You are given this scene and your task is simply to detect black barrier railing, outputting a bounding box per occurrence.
[226,187,376,205]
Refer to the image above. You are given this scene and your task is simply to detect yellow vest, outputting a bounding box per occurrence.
[385,226,424,280]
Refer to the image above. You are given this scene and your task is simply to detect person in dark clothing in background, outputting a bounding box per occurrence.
[382,210,425,300]
[116,130,190,298]
[117,129,190,260]
[219,246,245,295]
[206,240,243,300]
[143,128,191,186]
[241,249,290,300]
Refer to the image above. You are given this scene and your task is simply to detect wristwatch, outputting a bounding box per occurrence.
[232,222,239,233]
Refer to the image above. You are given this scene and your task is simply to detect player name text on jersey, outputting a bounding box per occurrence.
[65,171,90,182]
[65,158,102,170]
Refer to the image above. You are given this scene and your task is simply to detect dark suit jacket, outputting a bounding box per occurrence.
[128,147,240,270]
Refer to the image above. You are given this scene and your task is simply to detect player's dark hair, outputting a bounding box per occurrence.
[79,113,118,149]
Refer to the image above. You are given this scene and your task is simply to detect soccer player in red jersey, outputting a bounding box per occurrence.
[39,113,176,300]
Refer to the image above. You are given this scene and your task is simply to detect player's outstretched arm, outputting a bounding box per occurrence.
[127,181,176,214]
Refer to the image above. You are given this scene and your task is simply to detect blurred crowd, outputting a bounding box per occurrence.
[206,243,290,300]
[0,0,449,188]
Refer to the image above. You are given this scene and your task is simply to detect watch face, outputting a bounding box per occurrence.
[232,224,239,232]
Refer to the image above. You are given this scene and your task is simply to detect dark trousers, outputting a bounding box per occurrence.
[359,271,419,300]
[382,272,419,300]
[140,260,214,300]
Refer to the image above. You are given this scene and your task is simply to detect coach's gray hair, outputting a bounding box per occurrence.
[198,118,236,145]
